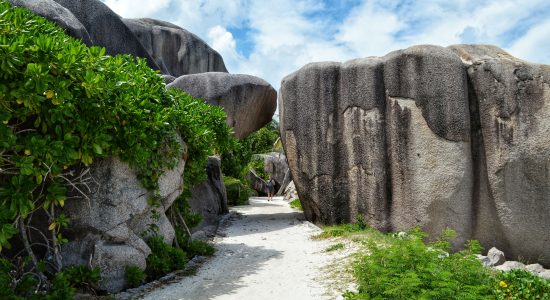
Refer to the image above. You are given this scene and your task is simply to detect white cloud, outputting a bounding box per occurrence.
[102,0,171,18]
[102,0,550,92]
[508,19,550,64]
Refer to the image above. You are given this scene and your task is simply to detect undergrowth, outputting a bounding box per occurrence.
[316,222,550,299]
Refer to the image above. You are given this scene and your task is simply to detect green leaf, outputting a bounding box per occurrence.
[92,143,103,155]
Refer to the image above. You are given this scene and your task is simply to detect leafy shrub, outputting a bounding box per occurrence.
[345,228,494,299]
[59,265,100,292]
[0,257,87,299]
[289,198,302,210]
[186,240,215,257]
[247,157,269,181]
[494,269,550,300]
[224,176,253,206]
[125,266,146,288]
[221,120,279,180]
[145,236,187,279]
[0,0,234,254]
[45,272,76,300]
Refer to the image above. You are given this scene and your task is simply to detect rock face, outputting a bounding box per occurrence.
[262,152,289,189]
[247,170,268,195]
[280,44,550,265]
[49,0,160,70]
[123,18,228,77]
[62,141,185,292]
[189,157,228,234]
[168,72,277,139]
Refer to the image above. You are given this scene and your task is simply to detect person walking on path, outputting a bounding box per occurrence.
[266,177,275,201]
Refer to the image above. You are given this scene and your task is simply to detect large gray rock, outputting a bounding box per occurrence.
[280,44,550,265]
[168,72,277,139]
[64,158,150,234]
[262,152,289,189]
[189,156,228,232]
[61,141,185,292]
[92,242,147,293]
[123,18,228,77]
[49,0,160,71]
[247,170,268,195]
[450,44,550,267]
[60,235,149,293]
[280,45,471,241]
[8,0,92,45]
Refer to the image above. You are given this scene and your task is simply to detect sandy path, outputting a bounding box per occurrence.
[138,197,338,300]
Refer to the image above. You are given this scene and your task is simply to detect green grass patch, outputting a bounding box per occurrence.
[289,198,303,211]
[324,243,345,252]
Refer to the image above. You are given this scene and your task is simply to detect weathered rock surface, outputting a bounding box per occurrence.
[123,18,228,77]
[61,142,185,292]
[283,181,298,202]
[280,44,550,265]
[261,152,289,191]
[189,156,228,233]
[168,72,277,139]
[8,0,92,45]
[526,263,545,275]
[49,0,160,70]
[487,247,506,267]
[247,170,268,195]
[495,261,526,272]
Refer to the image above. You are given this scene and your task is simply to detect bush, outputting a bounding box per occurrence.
[0,0,234,253]
[346,228,494,299]
[145,236,187,279]
[125,266,146,288]
[494,269,550,300]
[221,120,279,180]
[186,240,215,257]
[0,258,101,299]
[246,156,269,181]
[224,176,253,206]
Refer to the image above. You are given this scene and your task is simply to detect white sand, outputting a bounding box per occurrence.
[138,197,342,300]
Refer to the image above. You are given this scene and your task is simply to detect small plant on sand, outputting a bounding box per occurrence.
[324,243,345,252]
[289,198,303,210]
[125,266,146,288]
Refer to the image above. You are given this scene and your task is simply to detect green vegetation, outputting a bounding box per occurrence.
[494,269,550,300]
[186,239,216,257]
[324,243,345,252]
[221,120,279,181]
[224,176,254,206]
[145,236,187,279]
[289,198,303,211]
[125,266,146,288]
[247,156,269,180]
[315,223,550,299]
[0,259,102,299]
[0,0,232,295]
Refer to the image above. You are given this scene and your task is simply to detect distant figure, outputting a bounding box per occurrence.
[266,177,275,201]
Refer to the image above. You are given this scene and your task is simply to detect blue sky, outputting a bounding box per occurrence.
[102,0,550,91]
